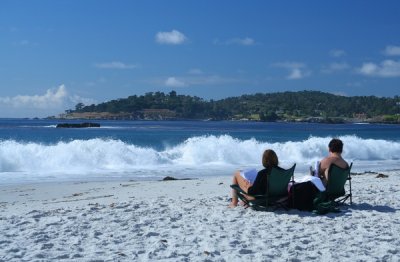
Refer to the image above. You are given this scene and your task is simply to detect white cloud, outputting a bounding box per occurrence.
[156,30,187,45]
[358,63,378,75]
[331,91,349,97]
[165,77,186,87]
[0,85,96,117]
[273,62,311,80]
[186,75,243,85]
[214,37,258,46]
[274,62,306,69]
[160,74,247,87]
[228,37,256,46]
[0,85,67,109]
[329,49,346,57]
[288,68,304,79]
[357,60,400,77]
[383,45,400,56]
[321,62,350,73]
[94,61,138,69]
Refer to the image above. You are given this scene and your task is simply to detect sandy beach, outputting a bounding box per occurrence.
[1,172,399,261]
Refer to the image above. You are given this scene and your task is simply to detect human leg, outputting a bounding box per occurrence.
[229,171,251,208]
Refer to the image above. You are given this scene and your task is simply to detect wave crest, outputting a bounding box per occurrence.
[1,135,399,176]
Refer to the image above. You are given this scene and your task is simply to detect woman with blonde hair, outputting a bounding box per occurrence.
[229,149,279,208]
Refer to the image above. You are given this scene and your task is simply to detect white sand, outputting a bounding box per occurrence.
[1,172,399,261]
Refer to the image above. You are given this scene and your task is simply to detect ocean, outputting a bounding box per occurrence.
[0,119,399,184]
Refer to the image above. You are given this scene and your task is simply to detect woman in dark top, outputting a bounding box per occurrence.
[229,149,279,208]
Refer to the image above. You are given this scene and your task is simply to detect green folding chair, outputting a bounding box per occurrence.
[231,164,296,211]
[325,162,353,205]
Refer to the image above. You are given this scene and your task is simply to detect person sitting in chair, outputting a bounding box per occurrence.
[229,149,279,208]
[319,138,349,186]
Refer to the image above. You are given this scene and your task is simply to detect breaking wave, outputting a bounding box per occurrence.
[1,135,399,181]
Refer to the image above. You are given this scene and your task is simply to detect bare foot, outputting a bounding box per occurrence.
[228,202,238,208]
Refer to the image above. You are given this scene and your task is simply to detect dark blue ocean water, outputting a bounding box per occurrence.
[1,119,399,146]
[1,119,399,183]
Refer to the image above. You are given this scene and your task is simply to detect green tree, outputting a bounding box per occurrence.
[75,103,84,111]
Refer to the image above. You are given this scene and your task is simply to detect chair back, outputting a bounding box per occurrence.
[326,163,353,198]
[268,164,296,197]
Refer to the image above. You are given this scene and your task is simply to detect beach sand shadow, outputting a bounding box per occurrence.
[349,203,398,213]
[286,209,350,218]
[268,202,397,217]
[292,203,398,217]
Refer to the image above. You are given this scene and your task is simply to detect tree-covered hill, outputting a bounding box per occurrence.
[64,90,400,123]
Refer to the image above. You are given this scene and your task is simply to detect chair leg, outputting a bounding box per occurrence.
[349,177,353,205]
[290,175,295,209]
[335,194,351,205]
[237,193,250,206]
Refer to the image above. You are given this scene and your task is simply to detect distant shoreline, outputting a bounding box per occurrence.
[50,116,398,125]
[1,117,399,125]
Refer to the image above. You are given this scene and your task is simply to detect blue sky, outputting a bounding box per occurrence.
[1,0,400,117]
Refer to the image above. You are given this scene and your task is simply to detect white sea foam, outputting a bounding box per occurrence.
[1,135,399,182]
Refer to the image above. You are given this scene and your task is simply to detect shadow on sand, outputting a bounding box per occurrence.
[348,203,398,213]
[272,202,398,218]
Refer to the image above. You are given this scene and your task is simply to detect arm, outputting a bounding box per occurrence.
[318,158,330,185]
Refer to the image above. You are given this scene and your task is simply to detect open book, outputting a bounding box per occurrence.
[296,175,325,191]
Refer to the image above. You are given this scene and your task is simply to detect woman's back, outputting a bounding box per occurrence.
[248,168,270,195]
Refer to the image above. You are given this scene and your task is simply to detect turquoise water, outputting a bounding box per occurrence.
[1,119,399,183]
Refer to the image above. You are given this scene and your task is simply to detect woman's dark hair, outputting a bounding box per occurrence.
[262,149,279,168]
[329,138,344,153]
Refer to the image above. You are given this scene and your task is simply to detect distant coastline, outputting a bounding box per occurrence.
[49,90,400,124]
[47,112,399,125]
